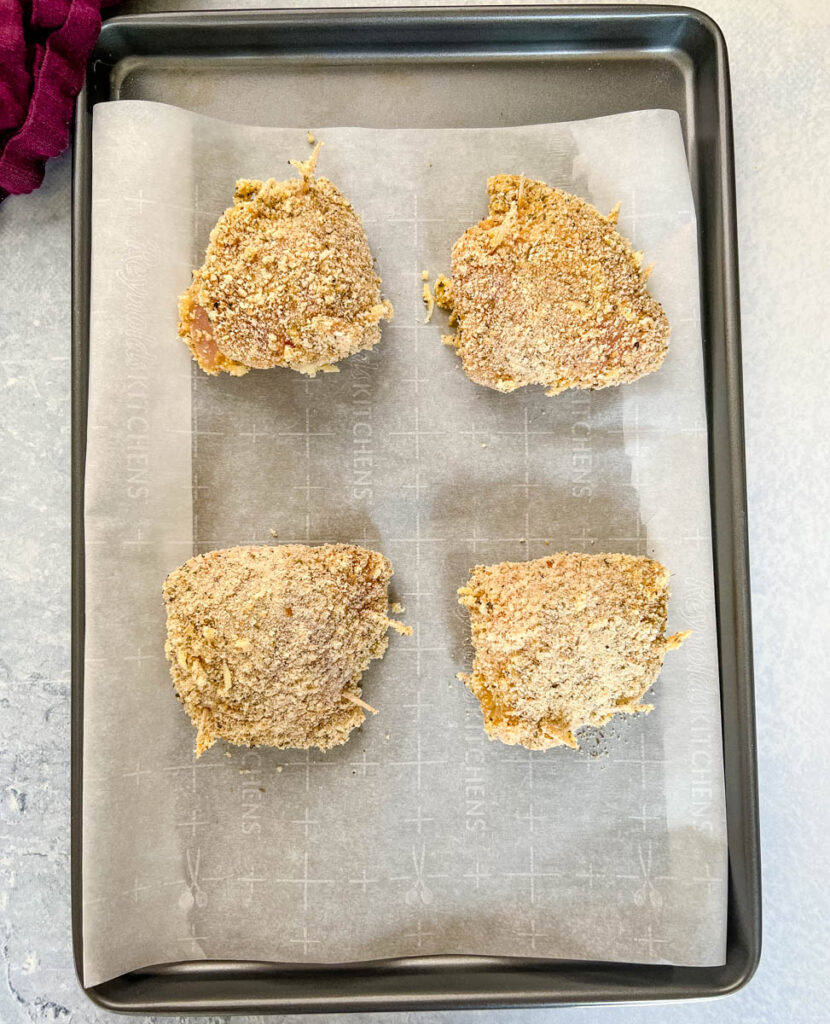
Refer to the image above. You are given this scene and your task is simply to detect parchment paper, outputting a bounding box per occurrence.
[83,101,727,987]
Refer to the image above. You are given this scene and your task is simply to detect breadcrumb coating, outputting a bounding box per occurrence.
[458,552,689,750]
[448,175,669,395]
[163,544,409,755]
[178,147,393,376]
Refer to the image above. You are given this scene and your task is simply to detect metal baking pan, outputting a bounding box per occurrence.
[71,5,760,1013]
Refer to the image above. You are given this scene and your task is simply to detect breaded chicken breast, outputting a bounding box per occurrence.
[178,145,393,377]
[444,175,669,394]
[163,544,409,755]
[458,552,688,750]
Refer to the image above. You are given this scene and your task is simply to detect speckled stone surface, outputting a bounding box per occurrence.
[1,1,827,1021]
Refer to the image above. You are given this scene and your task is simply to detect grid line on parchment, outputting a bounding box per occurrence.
[191,184,200,551]
[523,405,531,557]
[413,188,423,824]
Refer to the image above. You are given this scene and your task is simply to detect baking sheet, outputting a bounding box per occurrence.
[83,100,727,987]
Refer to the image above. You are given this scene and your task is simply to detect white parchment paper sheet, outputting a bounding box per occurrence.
[83,101,727,986]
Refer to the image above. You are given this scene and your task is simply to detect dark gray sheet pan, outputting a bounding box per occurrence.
[71,5,760,1012]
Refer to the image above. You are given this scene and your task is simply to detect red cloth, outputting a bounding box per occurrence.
[0,0,116,200]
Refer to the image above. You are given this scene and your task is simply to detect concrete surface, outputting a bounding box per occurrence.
[1,0,827,1021]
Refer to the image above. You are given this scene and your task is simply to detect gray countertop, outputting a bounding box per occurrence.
[1,0,827,1021]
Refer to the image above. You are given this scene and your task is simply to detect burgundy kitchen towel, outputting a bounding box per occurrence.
[0,0,118,200]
